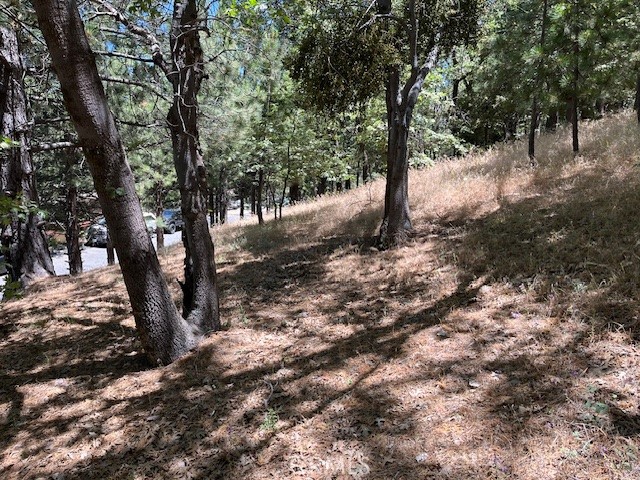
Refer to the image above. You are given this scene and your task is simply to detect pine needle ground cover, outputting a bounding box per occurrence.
[2,112,640,479]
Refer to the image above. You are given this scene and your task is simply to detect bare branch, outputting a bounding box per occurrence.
[95,50,155,63]
[89,0,170,75]
[101,76,170,102]
[115,119,165,128]
[0,5,47,46]
[34,117,71,125]
[30,141,78,153]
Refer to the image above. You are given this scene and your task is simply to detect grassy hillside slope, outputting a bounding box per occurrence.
[1,112,640,479]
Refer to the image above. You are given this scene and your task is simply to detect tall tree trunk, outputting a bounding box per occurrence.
[362,153,370,184]
[571,3,580,155]
[64,152,82,275]
[250,182,256,214]
[0,26,55,290]
[571,95,579,154]
[256,168,264,225]
[290,182,300,204]
[167,0,220,331]
[378,0,438,248]
[528,0,548,164]
[218,167,227,225]
[33,0,203,365]
[380,66,411,247]
[317,176,327,195]
[545,110,558,131]
[379,58,438,247]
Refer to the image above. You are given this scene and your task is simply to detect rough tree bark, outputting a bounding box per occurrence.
[33,0,206,365]
[166,0,220,330]
[0,25,55,290]
[378,0,439,248]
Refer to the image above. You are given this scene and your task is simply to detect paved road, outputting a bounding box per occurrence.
[1,208,246,286]
[51,229,185,275]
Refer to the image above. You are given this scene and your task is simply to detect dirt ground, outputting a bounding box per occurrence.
[2,114,640,479]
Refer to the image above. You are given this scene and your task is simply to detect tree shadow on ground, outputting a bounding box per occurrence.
[2,168,640,478]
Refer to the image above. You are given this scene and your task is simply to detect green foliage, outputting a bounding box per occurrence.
[0,195,44,226]
[0,136,19,149]
[260,407,279,431]
[456,0,639,145]
[287,0,480,114]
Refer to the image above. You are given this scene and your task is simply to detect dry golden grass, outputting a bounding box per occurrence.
[2,111,640,479]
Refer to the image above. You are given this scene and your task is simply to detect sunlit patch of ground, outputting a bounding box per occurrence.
[1,112,640,479]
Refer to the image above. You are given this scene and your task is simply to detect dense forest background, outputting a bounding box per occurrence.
[2,0,638,250]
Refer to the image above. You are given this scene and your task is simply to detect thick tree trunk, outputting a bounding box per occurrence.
[379,66,412,248]
[290,182,300,204]
[545,110,558,131]
[167,0,220,332]
[317,176,327,195]
[378,1,438,248]
[33,0,201,365]
[240,195,244,218]
[0,26,55,291]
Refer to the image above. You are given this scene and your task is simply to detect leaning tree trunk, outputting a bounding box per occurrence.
[33,0,203,365]
[167,0,220,331]
[0,26,55,290]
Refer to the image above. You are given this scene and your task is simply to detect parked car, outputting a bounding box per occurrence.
[143,212,157,233]
[85,217,108,247]
[86,213,157,247]
[161,209,184,234]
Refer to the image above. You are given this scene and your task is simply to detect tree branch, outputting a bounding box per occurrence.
[30,141,78,153]
[101,76,170,102]
[115,119,164,128]
[95,50,155,63]
[89,0,170,76]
